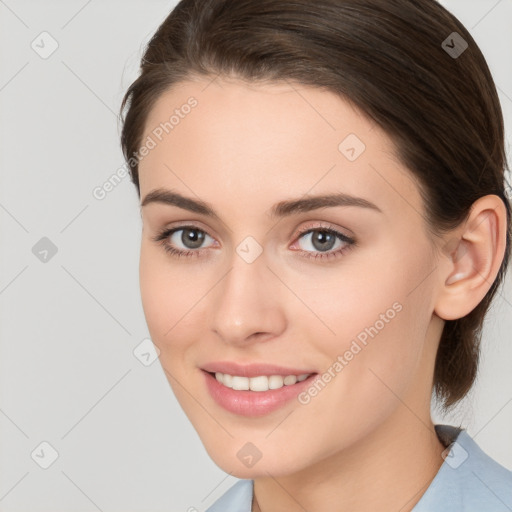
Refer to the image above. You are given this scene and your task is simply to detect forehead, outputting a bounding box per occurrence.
[142,77,376,153]
[138,77,423,222]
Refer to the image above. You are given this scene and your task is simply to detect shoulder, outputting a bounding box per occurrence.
[204,479,253,512]
[414,424,512,512]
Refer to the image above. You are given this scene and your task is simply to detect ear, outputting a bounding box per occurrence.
[434,195,508,321]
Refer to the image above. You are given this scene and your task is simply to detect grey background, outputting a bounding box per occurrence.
[0,0,511,510]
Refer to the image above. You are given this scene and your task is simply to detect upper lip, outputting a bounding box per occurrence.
[201,361,316,378]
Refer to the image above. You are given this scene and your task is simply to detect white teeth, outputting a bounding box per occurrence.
[232,376,249,390]
[249,376,268,392]
[214,372,311,392]
[283,375,297,385]
[268,375,284,389]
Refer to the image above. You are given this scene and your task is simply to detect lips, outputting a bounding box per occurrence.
[202,370,318,416]
[201,361,316,378]
[200,361,319,416]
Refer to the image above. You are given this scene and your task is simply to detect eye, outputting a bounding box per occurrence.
[152,226,215,258]
[291,224,355,261]
[152,223,356,261]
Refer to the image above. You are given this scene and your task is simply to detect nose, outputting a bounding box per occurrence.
[210,247,287,346]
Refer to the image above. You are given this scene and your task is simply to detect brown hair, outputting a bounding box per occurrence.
[119,0,512,409]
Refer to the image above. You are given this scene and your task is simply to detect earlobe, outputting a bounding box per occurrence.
[434,195,507,321]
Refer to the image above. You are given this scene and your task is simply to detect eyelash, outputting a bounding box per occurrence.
[151,223,356,262]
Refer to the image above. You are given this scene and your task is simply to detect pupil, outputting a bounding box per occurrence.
[313,230,335,251]
[182,228,204,249]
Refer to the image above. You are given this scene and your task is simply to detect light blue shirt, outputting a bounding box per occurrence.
[205,424,512,511]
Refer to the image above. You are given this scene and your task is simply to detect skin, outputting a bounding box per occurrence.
[137,76,507,511]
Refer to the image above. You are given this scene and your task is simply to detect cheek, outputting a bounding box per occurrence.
[139,243,208,354]
[309,233,434,344]
[300,240,435,403]
[291,285,433,455]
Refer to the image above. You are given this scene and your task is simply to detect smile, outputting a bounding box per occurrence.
[202,369,318,417]
[213,372,311,392]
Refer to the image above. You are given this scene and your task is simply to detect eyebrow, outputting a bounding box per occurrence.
[141,188,382,219]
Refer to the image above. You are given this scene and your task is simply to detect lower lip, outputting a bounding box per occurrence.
[202,370,318,417]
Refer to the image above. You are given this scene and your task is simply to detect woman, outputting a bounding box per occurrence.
[119,0,512,510]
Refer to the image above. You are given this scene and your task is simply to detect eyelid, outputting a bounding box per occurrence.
[291,220,355,242]
[162,219,215,236]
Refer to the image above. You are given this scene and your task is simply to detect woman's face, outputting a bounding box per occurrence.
[138,77,446,477]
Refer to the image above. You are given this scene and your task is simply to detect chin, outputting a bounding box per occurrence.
[202,439,307,479]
